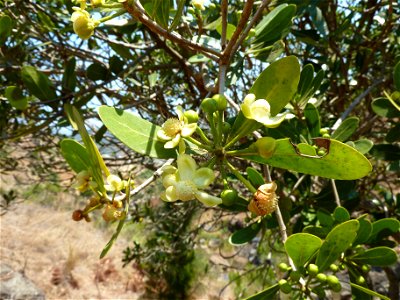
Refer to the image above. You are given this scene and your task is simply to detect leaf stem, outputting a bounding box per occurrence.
[185,136,213,151]
[196,127,212,145]
[226,160,256,193]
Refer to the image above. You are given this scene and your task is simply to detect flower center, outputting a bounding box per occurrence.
[163,118,182,137]
[175,181,197,201]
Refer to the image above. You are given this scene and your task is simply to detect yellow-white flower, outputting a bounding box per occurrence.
[241,94,286,128]
[71,8,97,40]
[157,106,197,149]
[192,0,205,10]
[72,170,97,192]
[161,154,221,206]
[104,174,125,192]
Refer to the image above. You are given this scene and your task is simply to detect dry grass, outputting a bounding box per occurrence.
[0,201,144,300]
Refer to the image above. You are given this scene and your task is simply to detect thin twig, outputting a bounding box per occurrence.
[331,179,341,207]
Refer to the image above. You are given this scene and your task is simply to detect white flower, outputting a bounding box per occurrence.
[241,94,286,128]
[161,154,222,206]
[157,106,197,149]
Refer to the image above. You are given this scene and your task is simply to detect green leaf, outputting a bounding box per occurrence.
[98,106,176,159]
[304,103,320,137]
[353,139,374,154]
[5,86,29,110]
[188,54,210,63]
[297,64,314,98]
[333,206,350,223]
[370,144,400,161]
[367,218,400,243]
[386,123,400,142]
[371,97,400,118]
[62,57,76,92]
[87,63,109,81]
[315,220,359,271]
[394,61,400,91]
[352,247,398,267]
[168,0,185,32]
[353,216,372,245]
[216,23,236,40]
[21,66,57,101]
[254,4,296,46]
[60,139,90,173]
[303,225,330,239]
[250,56,301,116]
[285,233,322,269]
[317,209,334,227]
[331,117,359,142]
[244,283,279,300]
[0,15,12,44]
[247,138,372,180]
[350,283,390,300]
[246,167,265,188]
[229,222,261,245]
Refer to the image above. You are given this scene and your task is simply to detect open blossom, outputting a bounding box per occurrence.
[157,106,197,149]
[71,8,97,40]
[241,94,286,128]
[104,174,125,192]
[72,170,97,192]
[160,154,222,206]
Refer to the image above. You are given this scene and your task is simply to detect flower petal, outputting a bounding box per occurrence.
[193,167,215,188]
[164,134,181,148]
[263,112,287,128]
[195,191,222,206]
[250,99,271,124]
[165,186,178,202]
[181,123,197,137]
[157,129,172,141]
[162,173,177,188]
[177,154,197,181]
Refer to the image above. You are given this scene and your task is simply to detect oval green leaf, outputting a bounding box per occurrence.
[229,222,261,245]
[60,139,90,173]
[87,63,109,81]
[246,167,265,188]
[315,220,359,272]
[249,56,300,116]
[244,283,279,300]
[372,97,400,118]
[247,138,372,180]
[21,65,57,101]
[352,247,398,267]
[394,61,400,91]
[304,103,320,137]
[331,117,359,142]
[367,218,400,243]
[5,86,28,110]
[333,206,350,223]
[98,106,176,159]
[353,216,372,245]
[353,139,374,154]
[285,233,322,269]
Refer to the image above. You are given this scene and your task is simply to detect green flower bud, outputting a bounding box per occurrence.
[329,264,339,272]
[319,128,329,135]
[71,9,96,40]
[222,122,231,134]
[361,265,370,273]
[316,273,327,283]
[201,98,218,114]
[221,189,238,206]
[278,279,292,294]
[212,94,227,111]
[184,109,199,123]
[331,282,342,293]
[278,262,289,272]
[322,133,331,138]
[327,275,340,288]
[254,137,276,159]
[290,270,301,282]
[391,91,400,101]
[187,7,195,14]
[356,275,366,285]
[317,149,326,156]
[192,0,205,11]
[307,264,319,277]
[248,28,256,37]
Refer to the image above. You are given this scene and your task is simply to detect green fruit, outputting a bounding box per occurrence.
[316,273,327,283]
[278,262,289,272]
[278,279,292,294]
[290,270,301,282]
[356,275,366,285]
[200,98,218,114]
[332,282,342,292]
[322,133,331,138]
[184,110,199,123]
[254,137,276,159]
[212,94,227,111]
[307,264,319,277]
[221,189,238,206]
[361,265,370,273]
[317,149,326,156]
[327,275,340,288]
[320,128,329,135]
[222,122,231,134]
[329,264,339,272]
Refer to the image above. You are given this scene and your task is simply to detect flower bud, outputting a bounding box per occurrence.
[319,128,329,135]
[72,209,84,221]
[90,0,104,7]
[71,9,96,40]
[212,94,227,111]
[248,182,278,216]
[200,98,218,114]
[254,137,276,159]
[327,275,341,292]
[278,262,289,271]
[184,110,199,123]
[192,0,205,11]
[329,264,339,272]
[221,189,238,206]
[278,279,292,294]
[316,273,327,283]
[307,264,319,277]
